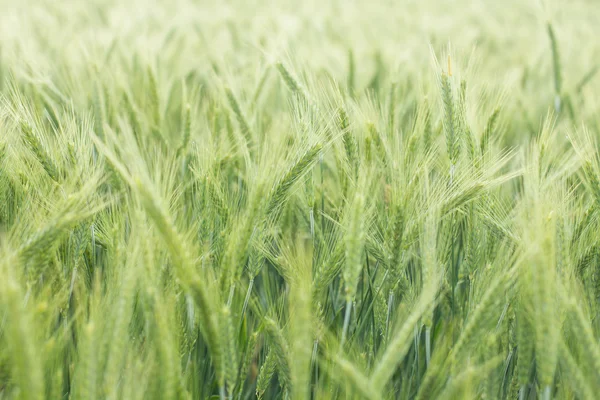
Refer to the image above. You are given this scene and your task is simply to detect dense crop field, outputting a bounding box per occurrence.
[1,0,600,399]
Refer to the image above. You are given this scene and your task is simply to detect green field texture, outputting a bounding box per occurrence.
[1,0,600,399]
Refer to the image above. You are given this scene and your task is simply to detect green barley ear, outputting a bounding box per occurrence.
[440,73,459,172]
[77,321,99,399]
[343,195,366,302]
[177,103,191,156]
[0,263,45,400]
[264,318,292,391]
[515,303,534,396]
[347,49,355,96]
[148,66,161,127]
[276,62,306,100]
[153,297,179,400]
[388,82,397,134]
[256,350,276,399]
[422,98,433,150]
[343,188,366,302]
[221,305,238,393]
[338,107,358,177]
[266,142,322,218]
[207,175,230,225]
[365,135,372,162]
[68,140,77,167]
[370,277,439,391]
[340,180,368,347]
[449,271,515,370]
[458,80,476,160]
[387,201,405,286]
[312,243,344,304]
[225,87,253,146]
[367,121,384,159]
[20,120,59,182]
[18,182,100,269]
[582,160,600,206]
[547,22,562,112]
[564,295,600,380]
[480,107,500,155]
[102,246,139,398]
[0,141,5,171]
[237,331,259,398]
[132,177,223,377]
[289,267,313,400]
[147,67,166,144]
[559,340,596,400]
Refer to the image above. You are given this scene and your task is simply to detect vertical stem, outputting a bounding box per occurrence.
[341,300,352,349]
[238,278,254,334]
[311,339,319,391]
[385,291,394,343]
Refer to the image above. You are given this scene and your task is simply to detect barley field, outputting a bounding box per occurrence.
[1,0,600,399]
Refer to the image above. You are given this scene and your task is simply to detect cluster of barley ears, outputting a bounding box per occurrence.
[0,0,600,399]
